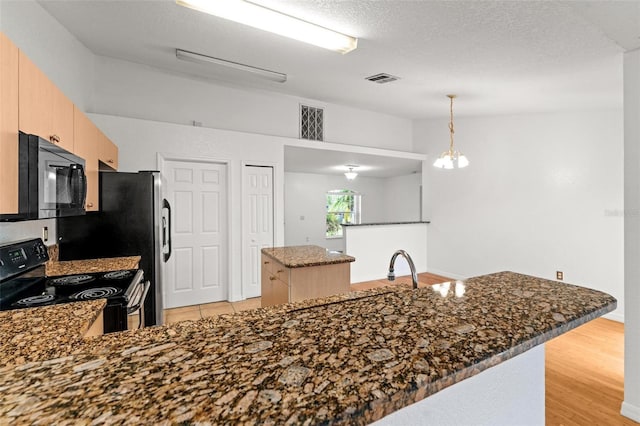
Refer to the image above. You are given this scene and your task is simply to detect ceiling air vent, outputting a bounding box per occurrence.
[365,73,400,84]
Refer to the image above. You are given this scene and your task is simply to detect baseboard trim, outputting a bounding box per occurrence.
[426,268,467,281]
[603,311,624,323]
[621,401,640,422]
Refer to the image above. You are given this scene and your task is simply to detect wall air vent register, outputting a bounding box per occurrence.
[300,105,324,142]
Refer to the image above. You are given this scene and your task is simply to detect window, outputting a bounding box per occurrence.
[326,190,361,238]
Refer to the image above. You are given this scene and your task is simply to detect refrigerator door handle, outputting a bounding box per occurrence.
[162,199,172,262]
[162,216,167,246]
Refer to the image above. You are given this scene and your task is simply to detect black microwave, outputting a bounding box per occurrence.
[0,132,87,221]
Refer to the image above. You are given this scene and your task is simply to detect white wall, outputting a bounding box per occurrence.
[92,56,413,151]
[284,172,389,251]
[413,110,624,322]
[0,219,55,246]
[382,173,422,221]
[89,113,288,301]
[283,172,422,252]
[346,223,428,283]
[622,48,640,422]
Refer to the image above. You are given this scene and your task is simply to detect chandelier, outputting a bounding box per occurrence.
[433,94,469,169]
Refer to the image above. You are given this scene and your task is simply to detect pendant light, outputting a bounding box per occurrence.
[433,94,469,169]
[344,165,358,180]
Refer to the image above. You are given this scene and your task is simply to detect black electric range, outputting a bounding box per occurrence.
[0,238,149,333]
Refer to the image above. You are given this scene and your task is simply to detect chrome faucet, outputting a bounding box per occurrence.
[387,250,419,289]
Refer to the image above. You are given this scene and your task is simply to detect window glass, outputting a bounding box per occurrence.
[326,190,361,238]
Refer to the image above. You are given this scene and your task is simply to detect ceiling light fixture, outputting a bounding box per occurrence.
[175,49,287,83]
[344,165,358,180]
[176,0,358,54]
[433,94,469,169]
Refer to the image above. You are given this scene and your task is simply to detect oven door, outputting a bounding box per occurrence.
[38,137,87,219]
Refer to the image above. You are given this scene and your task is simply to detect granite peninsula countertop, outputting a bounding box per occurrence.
[262,245,355,268]
[0,299,106,368]
[0,272,616,424]
[45,256,141,277]
[343,221,430,227]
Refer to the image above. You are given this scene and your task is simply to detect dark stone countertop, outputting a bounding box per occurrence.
[0,271,616,424]
[343,221,430,227]
[262,245,355,268]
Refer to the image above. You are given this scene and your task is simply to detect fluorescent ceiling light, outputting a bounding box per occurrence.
[175,49,287,83]
[176,0,358,54]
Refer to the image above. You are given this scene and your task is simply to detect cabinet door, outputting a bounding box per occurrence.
[0,33,19,214]
[73,107,99,211]
[51,85,74,152]
[98,130,118,170]
[261,255,289,307]
[18,51,53,140]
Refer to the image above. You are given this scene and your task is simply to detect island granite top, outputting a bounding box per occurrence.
[0,271,616,425]
[262,245,355,268]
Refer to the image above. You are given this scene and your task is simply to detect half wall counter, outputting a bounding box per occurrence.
[344,221,429,283]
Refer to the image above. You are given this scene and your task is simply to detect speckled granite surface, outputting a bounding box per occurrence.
[0,299,105,368]
[46,256,141,277]
[262,245,355,268]
[0,272,615,424]
[343,221,430,227]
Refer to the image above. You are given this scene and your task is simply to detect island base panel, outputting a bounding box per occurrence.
[373,344,545,425]
[261,253,351,307]
[290,262,350,302]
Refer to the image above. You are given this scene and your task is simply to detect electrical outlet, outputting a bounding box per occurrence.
[42,226,49,242]
[556,271,563,281]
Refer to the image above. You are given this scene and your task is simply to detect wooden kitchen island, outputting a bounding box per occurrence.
[261,245,355,307]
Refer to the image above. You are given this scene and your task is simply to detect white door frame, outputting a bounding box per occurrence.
[241,160,278,299]
[158,152,233,306]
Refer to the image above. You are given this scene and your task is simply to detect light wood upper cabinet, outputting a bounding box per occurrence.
[19,50,74,151]
[98,130,118,170]
[18,50,52,141]
[73,106,99,211]
[0,33,19,214]
[3,32,120,215]
[51,85,74,152]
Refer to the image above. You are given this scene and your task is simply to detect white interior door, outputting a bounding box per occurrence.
[164,159,228,308]
[243,165,274,298]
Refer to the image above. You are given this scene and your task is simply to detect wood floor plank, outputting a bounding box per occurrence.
[546,318,637,425]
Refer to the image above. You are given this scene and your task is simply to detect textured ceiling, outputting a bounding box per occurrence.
[37,0,634,120]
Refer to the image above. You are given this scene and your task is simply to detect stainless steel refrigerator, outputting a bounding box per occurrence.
[56,171,170,327]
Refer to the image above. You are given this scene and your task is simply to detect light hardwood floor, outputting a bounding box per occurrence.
[546,317,636,425]
[164,273,636,425]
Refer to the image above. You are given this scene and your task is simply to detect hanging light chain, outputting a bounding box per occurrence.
[448,94,456,154]
[433,93,468,169]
